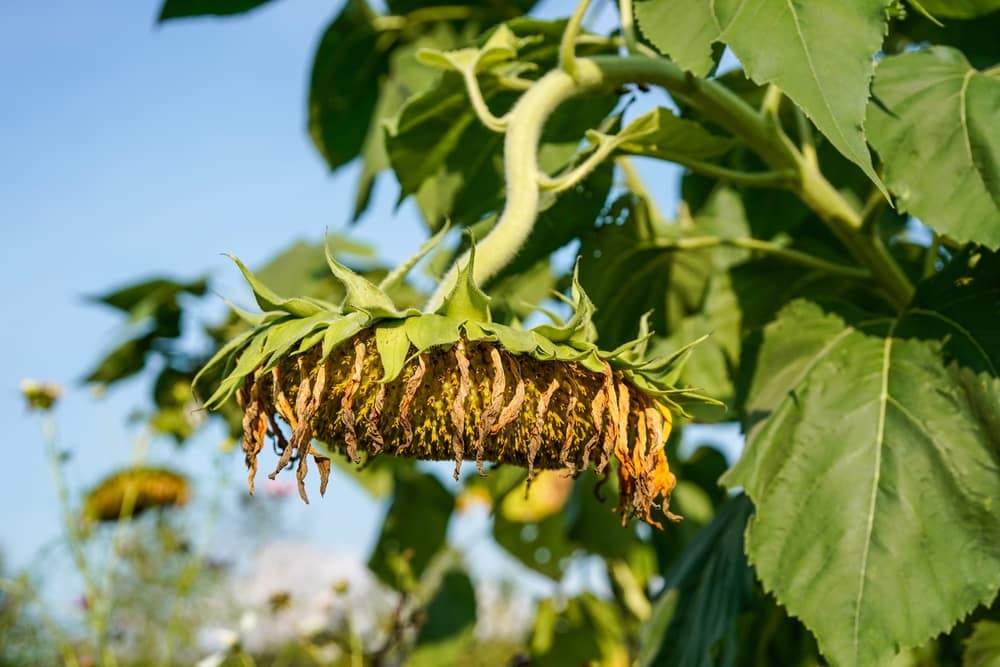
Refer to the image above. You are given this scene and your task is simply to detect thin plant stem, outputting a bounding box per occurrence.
[793,106,818,169]
[40,414,109,662]
[923,234,940,279]
[760,83,783,119]
[559,0,593,80]
[649,236,871,280]
[616,157,666,223]
[618,0,639,55]
[159,449,231,667]
[461,70,509,132]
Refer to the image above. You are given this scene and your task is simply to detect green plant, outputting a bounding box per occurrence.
[86,0,1000,664]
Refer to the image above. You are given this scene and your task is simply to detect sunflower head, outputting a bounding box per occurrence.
[195,238,719,527]
[82,466,191,525]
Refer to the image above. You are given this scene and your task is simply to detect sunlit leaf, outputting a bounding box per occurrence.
[635,0,888,190]
[725,278,1000,665]
[868,46,1000,248]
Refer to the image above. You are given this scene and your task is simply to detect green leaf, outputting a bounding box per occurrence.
[725,298,1000,666]
[637,590,679,667]
[635,0,889,191]
[353,24,462,220]
[309,0,392,171]
[84,333,157,385]
[437,243,492,322]
[644,494,755,667]
[964,620,1000,667]
[368,469,455,590]
[89,277,206,321]
[227,255,327,317]
[157,0,277,21]
[867,47,1000,248]
[374,322,411,382]
[324,241,401,317]
[416,24,524,75]
[408,569,477,666]
[386,18,616,229]
[615,107,735,162]
[914,0,1000,18]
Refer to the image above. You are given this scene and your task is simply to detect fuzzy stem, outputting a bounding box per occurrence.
[538,132,622,193]
[426,55,914,310]
[560,0,593,80]
[462,70,509,132]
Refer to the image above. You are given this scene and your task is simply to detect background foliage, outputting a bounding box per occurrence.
[8,0,1000,665]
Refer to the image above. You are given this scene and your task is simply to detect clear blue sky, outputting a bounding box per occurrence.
[0,0,737,603]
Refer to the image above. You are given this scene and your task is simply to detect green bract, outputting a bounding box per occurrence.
[194,238,718,526]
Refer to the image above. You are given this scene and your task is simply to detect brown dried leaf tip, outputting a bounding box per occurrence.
[237,333,681,527]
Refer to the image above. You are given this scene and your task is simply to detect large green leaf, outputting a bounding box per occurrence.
[725,253,1000,666]
[157,0,277,21]
[645,495,755,667]
[634,0,888,190]
[309,0,393,172]
[368,469,455,590]
[867,47,1000,248]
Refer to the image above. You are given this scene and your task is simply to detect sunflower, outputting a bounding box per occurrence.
[195,239,717,527]
[82,466,190,524]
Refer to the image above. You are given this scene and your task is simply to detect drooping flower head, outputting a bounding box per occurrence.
[194,235,717,527]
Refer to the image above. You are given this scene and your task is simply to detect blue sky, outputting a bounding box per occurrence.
[0,0,429,582]
[1,0,740,606]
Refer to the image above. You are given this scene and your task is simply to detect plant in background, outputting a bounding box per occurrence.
[81,0,1000,664]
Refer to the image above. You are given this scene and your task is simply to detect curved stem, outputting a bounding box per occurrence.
[426,54,914,310]
[616,157,667,223]
[793,106,818,169]
[666,155,797,188]
[462,70,508,132]
[538,132,621,193]
[560,0,593,80]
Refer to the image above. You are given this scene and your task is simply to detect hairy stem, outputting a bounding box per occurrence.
[426,54,914,310]
[461,69,508,132]
[560,0,593,80]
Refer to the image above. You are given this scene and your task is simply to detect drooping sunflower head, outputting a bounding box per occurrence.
[195,238,718,527]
